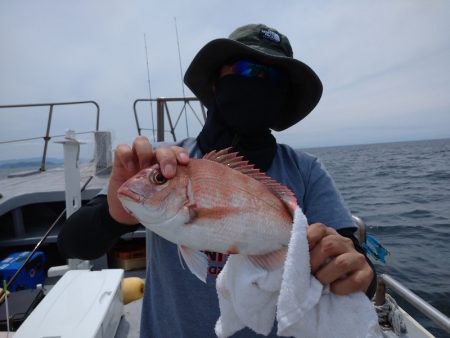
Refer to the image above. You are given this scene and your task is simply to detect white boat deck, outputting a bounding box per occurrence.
[0,162,110,247]
[0,163,108,215]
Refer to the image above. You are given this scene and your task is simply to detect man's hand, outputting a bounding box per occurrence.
[307,223,373,295]
[107,136,189,224]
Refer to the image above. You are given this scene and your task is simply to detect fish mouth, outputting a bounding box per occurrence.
[117,186,143,203]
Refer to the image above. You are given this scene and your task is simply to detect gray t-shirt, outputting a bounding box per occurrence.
[140,138,354,338]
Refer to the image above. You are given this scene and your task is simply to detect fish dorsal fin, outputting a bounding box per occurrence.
[203,148,297,216]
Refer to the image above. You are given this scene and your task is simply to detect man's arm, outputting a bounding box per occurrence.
[57,195,139,260]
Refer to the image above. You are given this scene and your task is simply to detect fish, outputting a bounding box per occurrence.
[117,148,297,282]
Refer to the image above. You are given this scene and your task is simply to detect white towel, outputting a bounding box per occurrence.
[215,206,382,338]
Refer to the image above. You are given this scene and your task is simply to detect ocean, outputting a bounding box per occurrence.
[302,138,450,337]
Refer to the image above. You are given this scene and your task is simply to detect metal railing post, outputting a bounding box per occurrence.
[156,98,165,142]
[133,100,142,136]
[93,101,100,131]
[40,104,54,171]
[352,215,367,244]
[165,101,176,142]
[200,101,207,121]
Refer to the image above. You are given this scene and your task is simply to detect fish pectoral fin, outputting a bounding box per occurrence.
[183,204,198,224]
[247,248,287,271]
[178,245,209,283]
[188,207,235,221]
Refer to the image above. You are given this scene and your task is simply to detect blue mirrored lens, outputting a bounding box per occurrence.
[233,60,280,80]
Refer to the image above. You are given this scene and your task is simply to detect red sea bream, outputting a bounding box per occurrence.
[117,149,297,282]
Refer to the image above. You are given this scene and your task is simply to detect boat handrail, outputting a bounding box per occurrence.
[352,214,367,244]
[0,101,100,171]
[376,273,450,333]
[133,97,206,142]
[352,216,450,333]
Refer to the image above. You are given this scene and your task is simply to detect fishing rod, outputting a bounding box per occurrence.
[0,166,111,300]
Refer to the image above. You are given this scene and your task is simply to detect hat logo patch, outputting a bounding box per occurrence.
[259,28,281,44]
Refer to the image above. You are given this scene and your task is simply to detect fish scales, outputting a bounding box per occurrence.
[188,160,291,222]
[186,160,292,251]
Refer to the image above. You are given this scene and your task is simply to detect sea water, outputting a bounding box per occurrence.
[302,138,450,337]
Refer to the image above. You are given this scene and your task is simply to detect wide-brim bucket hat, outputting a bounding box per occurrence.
[184,23,323,131]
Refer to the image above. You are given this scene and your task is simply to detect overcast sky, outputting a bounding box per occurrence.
[1,0,449,161]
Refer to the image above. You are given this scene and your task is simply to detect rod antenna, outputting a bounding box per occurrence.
[174,17,189,137]
[144,33,156,141]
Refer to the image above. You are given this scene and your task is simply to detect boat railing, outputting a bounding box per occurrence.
[133,97,206,142]
[352,215,450,333]
[352,215,367,244]
[0,101,100,172]
[376,273,450,334]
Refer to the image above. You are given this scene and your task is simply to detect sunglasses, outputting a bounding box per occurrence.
[229,60,282,81]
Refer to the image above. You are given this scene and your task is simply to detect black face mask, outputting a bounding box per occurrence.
[213,75,287,134]
[197,75,287,171]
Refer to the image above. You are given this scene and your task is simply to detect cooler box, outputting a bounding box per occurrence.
[14,269,124,338]
[0,251,45,291]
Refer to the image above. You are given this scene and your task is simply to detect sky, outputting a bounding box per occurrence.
[1,0,449,161]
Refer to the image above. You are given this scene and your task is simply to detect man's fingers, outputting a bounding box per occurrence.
[132,136,153,169]
[155,146,189,178]
[114,144,135,173]
[307,223,374,295]
[155,148,177,178]
[173,146,190,164]
[114,141,189,179]
[310,234,354,273]
[314,252,366,285]
[330,262,373,295]
[307,223,337,251]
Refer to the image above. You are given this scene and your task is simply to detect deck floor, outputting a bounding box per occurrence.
[0,163,109,216]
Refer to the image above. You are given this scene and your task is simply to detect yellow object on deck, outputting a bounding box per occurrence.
[122,277,145,305]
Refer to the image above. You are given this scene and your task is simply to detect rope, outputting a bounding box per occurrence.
[375,294,408,336]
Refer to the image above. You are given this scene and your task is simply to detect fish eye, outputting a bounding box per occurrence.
[148,170,167,185]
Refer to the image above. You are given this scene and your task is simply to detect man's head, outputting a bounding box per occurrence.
[184,24,323,131]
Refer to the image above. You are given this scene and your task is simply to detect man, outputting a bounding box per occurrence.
[58,24,376,337]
